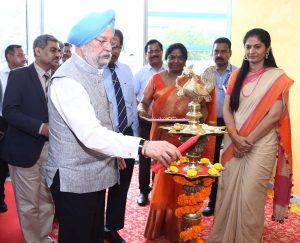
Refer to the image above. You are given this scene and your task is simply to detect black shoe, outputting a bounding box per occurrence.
[0,201,8,213]
[137,193,148,206]
[202,206,214,216]
[104,231,126,243]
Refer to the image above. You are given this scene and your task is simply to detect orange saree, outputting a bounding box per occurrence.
[143,73,216,242]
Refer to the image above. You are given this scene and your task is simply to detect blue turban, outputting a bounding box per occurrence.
[67,9,115,46]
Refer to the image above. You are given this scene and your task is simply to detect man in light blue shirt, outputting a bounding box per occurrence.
[133,39,167,206]
[103,29,138,243]
[202,37,236,217]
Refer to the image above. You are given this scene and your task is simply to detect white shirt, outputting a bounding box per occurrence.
[0,65,11,101]
[50,76,141,158]
[134,63,167,102]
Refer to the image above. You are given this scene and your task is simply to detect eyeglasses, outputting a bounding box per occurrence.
[94,38,112,47]
[147,49,162,55]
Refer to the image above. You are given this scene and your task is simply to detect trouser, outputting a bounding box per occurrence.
[106,126,135,230]
[106,157,134,230]
[0,134,8,204]
[209,118,225,207]
[138,118,153,194]
[9,144,54,243]
[0,158,8,203]
[51,171,106,243]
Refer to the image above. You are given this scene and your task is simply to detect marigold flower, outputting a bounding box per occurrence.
[200,157,210,164]
[180,156,189,163]
[187,169,197,177]
[169,165,179,173]
[214,163,224,171]
[208,168,219,176]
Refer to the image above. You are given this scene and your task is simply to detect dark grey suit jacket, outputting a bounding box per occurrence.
[2,63,48,167]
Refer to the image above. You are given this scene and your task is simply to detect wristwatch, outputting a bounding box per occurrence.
[138,139,146,155]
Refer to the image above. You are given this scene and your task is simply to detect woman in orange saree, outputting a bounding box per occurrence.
[138,43,216,242]
[207,28,293,243]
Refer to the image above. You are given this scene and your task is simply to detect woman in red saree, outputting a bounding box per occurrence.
[138,43,216,242]
[207,28,293,243]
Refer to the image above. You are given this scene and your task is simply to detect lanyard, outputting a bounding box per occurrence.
[217,64,232,92]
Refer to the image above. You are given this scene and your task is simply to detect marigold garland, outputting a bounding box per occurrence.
[175,204,203,218]
[179,222,205,242]
[173,176,215,242]
[173,175,200,186]
[177,188,211,206]
[202,177,215,186]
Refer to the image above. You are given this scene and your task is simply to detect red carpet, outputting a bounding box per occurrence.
[1,165,300,242]
[0,181,24,243]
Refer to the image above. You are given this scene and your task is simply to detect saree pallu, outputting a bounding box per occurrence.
[143,73,216,242]
[207,68,293,243]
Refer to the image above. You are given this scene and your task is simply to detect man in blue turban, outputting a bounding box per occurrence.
[45,9,182,243]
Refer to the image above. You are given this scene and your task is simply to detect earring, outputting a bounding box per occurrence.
[265,52,269,59]
[243,55,248,60]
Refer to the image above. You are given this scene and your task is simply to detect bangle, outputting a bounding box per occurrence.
[138,139,146,155]
[227,127,237,134]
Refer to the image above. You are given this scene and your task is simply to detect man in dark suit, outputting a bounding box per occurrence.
[2,34,60,243]
[0,44,27,213]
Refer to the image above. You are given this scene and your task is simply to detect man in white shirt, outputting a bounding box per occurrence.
[45,10,181,243]
[0,44,26,213]
[134,39,167,206]
[0,44,27,98]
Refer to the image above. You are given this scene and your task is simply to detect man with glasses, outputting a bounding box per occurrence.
[103,29,138,243]
[134,39,166,206]
[45,10,181,243]
[0,44,27,213]
[2,35,60,243]
[201,37,236,217]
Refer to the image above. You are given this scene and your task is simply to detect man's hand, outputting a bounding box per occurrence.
[143,141,182,167]
[117,158,127,170]
[40,123,49,138]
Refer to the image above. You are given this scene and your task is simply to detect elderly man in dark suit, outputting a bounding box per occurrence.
[2,34,60,243]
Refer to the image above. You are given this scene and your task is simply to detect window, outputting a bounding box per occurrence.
[1,0,232,74]
[147,0,232,73]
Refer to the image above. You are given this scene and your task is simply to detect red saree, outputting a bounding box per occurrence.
[143,72,216,242]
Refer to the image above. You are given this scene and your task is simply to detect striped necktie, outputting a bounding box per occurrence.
[43,73,50,97]
[108,63,128,134]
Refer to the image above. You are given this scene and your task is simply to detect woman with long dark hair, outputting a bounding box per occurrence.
[207,28,294,243]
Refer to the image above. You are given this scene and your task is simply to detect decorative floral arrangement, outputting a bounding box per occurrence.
[179,222,205,242]
[173,176,215,242]
[178,188,211,206]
